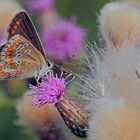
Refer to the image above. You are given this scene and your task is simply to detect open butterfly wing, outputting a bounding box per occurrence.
[0,35,46,80]
[0,57,39,79]
[7,10,47,60]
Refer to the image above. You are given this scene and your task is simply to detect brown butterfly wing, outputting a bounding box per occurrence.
[7,10,47,60]
[0,35,46,79]
[0,58,39,79]
[0,35,45,64]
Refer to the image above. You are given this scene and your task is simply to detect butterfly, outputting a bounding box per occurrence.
[0,10,53,81]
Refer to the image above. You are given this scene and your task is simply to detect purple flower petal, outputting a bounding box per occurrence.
[29,75,68,107]
[26,0,54,12]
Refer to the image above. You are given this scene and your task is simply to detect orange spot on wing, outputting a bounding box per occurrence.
[0,65,2,70]
[9,59,13,63]
[10,45,14,48]
[0,71,7,78]
[6,52,10,59]
[3,61,8,66]
[6,44,14,59]
[0,70,3,74]
[1,72,7,78]
[13,41,17,45]
[12,30,15,35]
[16,21,20,26]
[9,45,14,50]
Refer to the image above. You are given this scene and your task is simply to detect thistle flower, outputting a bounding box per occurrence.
[17,91,68,140]
[29,74,67,107]
[99,2,140,49]
[29,73,89,138]
[26,0,54,13]
[41,20,86,61]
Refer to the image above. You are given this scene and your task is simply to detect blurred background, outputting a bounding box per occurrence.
[0,0,110,140]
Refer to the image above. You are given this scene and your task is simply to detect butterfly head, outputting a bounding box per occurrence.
[36,60,53,82]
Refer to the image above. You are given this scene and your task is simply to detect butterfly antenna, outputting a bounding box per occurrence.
[53,63,83,81]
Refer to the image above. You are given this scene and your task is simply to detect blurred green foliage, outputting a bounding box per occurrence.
[0,90,38,140]
[0,107,38,140]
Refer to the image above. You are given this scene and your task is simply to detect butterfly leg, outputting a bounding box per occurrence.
[35,67,53,84]
[35,74,40,84]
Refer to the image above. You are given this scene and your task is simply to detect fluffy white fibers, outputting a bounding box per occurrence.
[82,44,140,140]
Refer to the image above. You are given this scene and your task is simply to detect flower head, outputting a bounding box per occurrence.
[29,74,73,107]
[99,2,140,49]
[41,20,86,61]
[26,0,54,13]
[29,73,89,138]
[81,40,140,140]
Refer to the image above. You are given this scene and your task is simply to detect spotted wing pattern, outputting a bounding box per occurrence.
[7,10,47,60]
[0,58,38,79]
[0,35,46,79]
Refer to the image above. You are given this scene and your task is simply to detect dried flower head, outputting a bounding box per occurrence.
[81,44,140,140]
[41,20,86,61]
[56,97,89,138]
[99,2,140,49]
[26,0,54,13]
[17,90,61,130]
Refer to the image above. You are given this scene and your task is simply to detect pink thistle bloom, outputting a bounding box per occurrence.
[26,0,54,12]
[29,73,74,107]
[41,20,86,61]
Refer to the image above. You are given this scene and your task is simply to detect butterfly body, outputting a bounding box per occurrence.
[0,11,52,80]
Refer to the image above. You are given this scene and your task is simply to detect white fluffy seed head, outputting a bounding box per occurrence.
[88,97,140,140]
[101,47,140,110]
[81,2,140,140]
[82,45,140,140]
[99,2,140,49]
[83,46,140,110]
